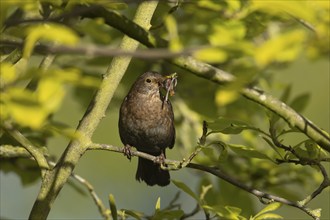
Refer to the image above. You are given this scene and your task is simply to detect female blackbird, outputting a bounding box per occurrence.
[118,71,175,186]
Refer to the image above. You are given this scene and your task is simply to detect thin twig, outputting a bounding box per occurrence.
[2,122,50,176]
[186,163,320,220]
[88,143,322,220]
[180,203,200,220]
[300,163,330,206]
[0,40,197,59]
[71,173,111,219]
[270,124,330,207]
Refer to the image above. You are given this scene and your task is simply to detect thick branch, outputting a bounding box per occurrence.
[28,2,159,219]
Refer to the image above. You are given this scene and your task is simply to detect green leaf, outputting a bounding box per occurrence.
[0,158,40,186]
[172,180,200,202]
[121,209,143,220]
[152,210,184,220]
[280,85,292,103]
[202,205,225,217]
[155,197,161,211]
[209,20,246,46]
[203,205,246,220]
[198,0,223,11]
[215,89,239,106]
[4,88,48,129]
[36,77,65,112]
[261,136,282,158]
[251,0,315,23]
[309,208,321,218]
[200,184,212,201]
[207,117,249,135]
[290,93,310,113]
[225,206,243,216]
[254,213,283,220]
[0,62,17,87]
[193,47,228,63]
[24,23,79,58]
[109,194,117,220]
[228,144,272,161]
[75,18,112,44]
[254,30,306,68]
[164,15,182,51]
[254,202,282,218]
[215,141,229,162]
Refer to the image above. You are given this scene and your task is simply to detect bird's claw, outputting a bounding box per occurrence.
[153,152,166,165]
[123,145,132,160]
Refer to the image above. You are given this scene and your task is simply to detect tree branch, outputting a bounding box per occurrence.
[0,39,196,59]
[70,172,111,219]
[28,2,159,219]
[2,122,49,176]
[88,143,322,220]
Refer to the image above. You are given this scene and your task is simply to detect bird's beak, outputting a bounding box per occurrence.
[162,73,177,102]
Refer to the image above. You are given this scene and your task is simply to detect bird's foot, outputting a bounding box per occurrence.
[153,152,166,165]
[123,145,132,160]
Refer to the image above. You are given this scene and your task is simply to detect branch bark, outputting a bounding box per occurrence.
[28,2,159,219]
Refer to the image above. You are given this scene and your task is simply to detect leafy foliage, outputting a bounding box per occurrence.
[0,0,329,219]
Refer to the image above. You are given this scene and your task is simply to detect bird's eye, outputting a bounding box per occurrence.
[145,78,152,83]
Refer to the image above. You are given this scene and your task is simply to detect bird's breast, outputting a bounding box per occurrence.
[119,93,174,151]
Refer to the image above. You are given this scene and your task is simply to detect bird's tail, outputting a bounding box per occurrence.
[136,157,170,186]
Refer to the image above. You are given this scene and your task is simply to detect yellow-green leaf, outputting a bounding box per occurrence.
[109,194,117,220]
[310,208,321,218]
[0,62,17,87]
[36,78,65,112]
[5,88,47,129]
[172,180,199,202]
[209,21,246,46]
[155,197,161,211]
[251,0,315,23]
[254,202,282,218]
[193,48,228,63]
[164,15,183,51]
[24,23,79,58]
[255,213,283,220]
[215,89,239,106]
[255,30,306,68]
[228,144,272,161]
[198,0,222,11]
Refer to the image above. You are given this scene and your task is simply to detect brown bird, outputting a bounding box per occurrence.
[118,71,176,186]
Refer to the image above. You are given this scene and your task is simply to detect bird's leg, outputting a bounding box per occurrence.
[153,151,166,166]
[123,144,132,160]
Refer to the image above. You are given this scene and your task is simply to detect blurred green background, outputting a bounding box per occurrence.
[1,1,329,219]
[1,56,329,219]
